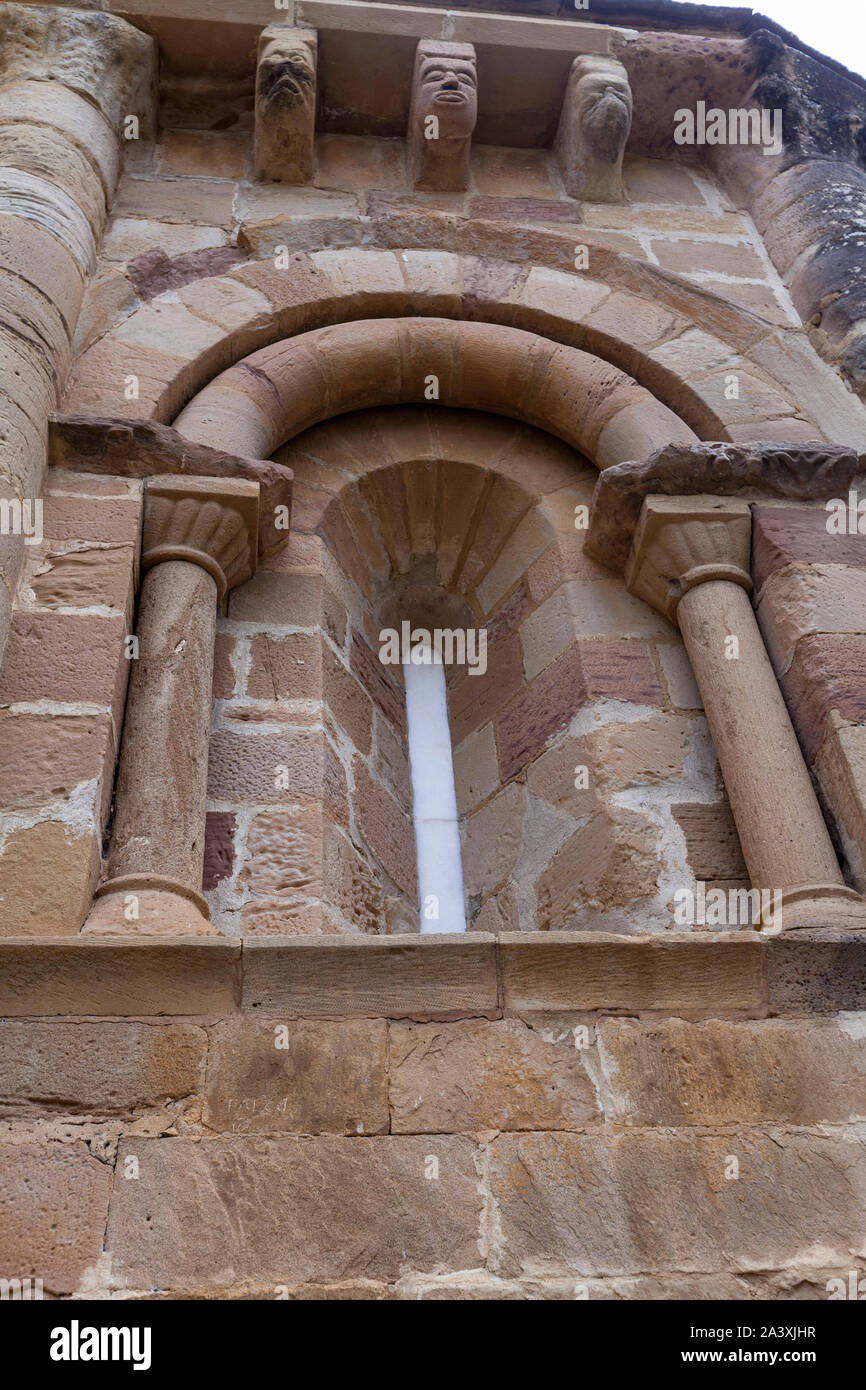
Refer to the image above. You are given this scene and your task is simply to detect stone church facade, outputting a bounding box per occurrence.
[1,0,866,1299]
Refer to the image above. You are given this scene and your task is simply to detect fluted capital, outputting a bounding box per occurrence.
[142,475,260,600]
[625,494,752,624]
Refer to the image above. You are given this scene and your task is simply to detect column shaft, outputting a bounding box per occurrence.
[83,473,259,936]
[108,561,216,889]
[677,579,843,891]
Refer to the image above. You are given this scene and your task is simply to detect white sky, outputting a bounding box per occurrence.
[722,1,866,79]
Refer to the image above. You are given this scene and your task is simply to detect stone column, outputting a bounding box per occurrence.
[0,4,156,670]
[626,495,866,931]
[83,476,259,936]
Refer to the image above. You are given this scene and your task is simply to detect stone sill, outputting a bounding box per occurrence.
[0,930,863,1018]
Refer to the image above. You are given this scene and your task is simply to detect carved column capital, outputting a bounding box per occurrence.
[625,494,752,624]
[142,475,260,601]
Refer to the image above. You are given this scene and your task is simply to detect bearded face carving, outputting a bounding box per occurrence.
[555,56,633,202]
[408,40,477,191]
[254,27,317,184]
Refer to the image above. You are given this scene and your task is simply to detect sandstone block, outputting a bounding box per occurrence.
[448,633,524,746]
[672,802,748,881]
[247,631,322,702]
[489,1129,866,1277]
[203,1017,388,1134]
[29,544,135,617]
[207,727,327,806]
[390,1018,599,1132]
[113,176,235,227]
[0,822,99,936]
[203,811,237,892]
[765,932,866,1013]
[499,933,763,1013]
[536,805,659,925]
[462,783,524,900]
[0,1021,205,1115]
[0,939,239,1016]
[0,1142,111,1296]
[599,1016,866,1126]
[780,634,866,763]
[753,506,866,596]
[106,1135,483,1288]
[0,711,114,816]
[758,565,866,674]
[453,723,499,815]
[241,935,498,1019]
[229,571,323,626]
[353,758,417,897]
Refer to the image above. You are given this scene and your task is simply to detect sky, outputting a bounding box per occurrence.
[723,0,866,79]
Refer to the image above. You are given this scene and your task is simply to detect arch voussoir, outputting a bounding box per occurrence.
[174,316,699,471]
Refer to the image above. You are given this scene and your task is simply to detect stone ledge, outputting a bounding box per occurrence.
[3,931,866,1018]
[499,931,765,1013]
[0,938,240,1017]
[241,934,500,1019]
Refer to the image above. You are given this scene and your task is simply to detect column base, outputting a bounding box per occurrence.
[81,875,217,937]
[756,882,866,934]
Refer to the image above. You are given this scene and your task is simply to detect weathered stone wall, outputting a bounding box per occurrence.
[2,933,865,1299]
[4,0,866,1305]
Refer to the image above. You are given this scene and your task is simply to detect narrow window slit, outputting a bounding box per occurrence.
[403,646,467,934]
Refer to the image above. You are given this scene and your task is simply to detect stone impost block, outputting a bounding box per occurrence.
[49,415,293,561]
[586,441,858,574]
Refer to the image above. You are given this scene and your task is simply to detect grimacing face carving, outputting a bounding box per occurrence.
[575,68,633,162]
[258,37,316,115]
[415,54,478,140]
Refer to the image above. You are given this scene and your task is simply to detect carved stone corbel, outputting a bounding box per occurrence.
[83,476,259,937]
[254,25,318,184]
[554,54,632,203]
[408,39,477,192]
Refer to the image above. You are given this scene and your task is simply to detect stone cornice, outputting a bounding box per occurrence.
[585,441,858,574]
[49,415,293,560]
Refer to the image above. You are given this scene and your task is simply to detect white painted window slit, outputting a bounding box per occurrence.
[403,644,468,933]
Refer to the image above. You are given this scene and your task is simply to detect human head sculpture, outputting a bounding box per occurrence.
[254,26,317,184]
[408,40,478,191]
[555,55,633,202]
